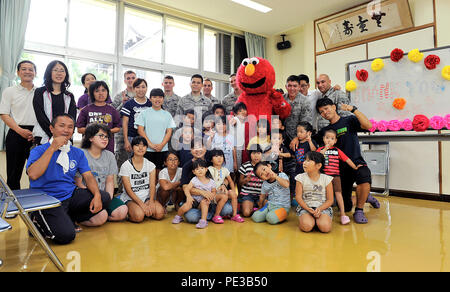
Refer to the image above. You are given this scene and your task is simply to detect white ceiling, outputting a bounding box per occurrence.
[147,0,369,36]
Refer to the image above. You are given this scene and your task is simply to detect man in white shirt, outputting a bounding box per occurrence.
[0,61,37,190]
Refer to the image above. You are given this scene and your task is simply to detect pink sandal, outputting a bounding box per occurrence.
[231,214,245,223]
[212,215,224,224]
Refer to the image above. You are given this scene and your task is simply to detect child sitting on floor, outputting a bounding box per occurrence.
[251,162,291,225]
[295,151,334,233]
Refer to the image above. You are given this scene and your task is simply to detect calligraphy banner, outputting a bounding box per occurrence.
[317,0,414,50]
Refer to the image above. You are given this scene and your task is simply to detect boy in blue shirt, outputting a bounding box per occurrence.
[27,114,111,244]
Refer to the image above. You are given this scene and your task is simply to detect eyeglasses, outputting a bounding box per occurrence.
[52,69,66,74]
[95,134,109,139]
[167,158,179,162]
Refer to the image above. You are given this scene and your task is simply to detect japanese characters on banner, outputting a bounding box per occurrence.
[317,0,413,50]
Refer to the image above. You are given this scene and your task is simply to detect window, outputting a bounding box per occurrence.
[68,59,114,102]
[166,74,192,97]
[68,0,117,54]
[124,7,163,62]
[165,18,199,69]
[25,0,67,46]
[121,68,162,95]
[204,29,232,74]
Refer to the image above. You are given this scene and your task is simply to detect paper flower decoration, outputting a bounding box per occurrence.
[345,80,358,92]
[424,55,441,70]
[377,120,389,132]
[388,120,401,131]
[442,66,450,81]
[412,115,430,132]
[390,48,404,62]
[402,119,413,131]
[356,69,369,82]
[393,98,407,110]
[408,49,424,63]
[371,58,385,72]
[430,116,446,130]
[369,119,377,133]
[445,114,450,129]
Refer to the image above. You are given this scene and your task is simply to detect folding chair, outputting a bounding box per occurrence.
[0,217,12,267]
[0,175,65,272]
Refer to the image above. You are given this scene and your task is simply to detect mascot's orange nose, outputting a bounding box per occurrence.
[245,64,256,76]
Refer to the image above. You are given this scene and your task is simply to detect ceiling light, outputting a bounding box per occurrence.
[231,0,272,13]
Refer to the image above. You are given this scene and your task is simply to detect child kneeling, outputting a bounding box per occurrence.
[251,162,291,225]
[295,151,334,233]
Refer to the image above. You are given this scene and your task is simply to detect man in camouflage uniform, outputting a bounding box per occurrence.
[162,75,181,118]
[316,74,351,131]
[112,70,136,194]
[176,74,212,121]
[203,78,221,105]
[222,73,242,114]
[283,75,312,145]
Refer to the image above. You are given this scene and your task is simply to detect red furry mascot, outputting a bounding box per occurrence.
[235,57,291,162]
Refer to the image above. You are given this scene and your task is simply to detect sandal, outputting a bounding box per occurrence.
[366,195,381,209]
[353,210,368,224]
[231,214,245,223]
[212,215,224,224]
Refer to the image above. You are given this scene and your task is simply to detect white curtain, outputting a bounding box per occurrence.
[244,32,266,59]
[0,0,31,150]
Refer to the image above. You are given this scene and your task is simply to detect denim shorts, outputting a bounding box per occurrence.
[239,194,260,205]
[296,206,333,218]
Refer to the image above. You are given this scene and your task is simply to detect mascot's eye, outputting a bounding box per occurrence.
[250,58,260,65]
[241,58,251,66]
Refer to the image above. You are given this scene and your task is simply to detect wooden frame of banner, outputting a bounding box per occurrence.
[317,0,414,50]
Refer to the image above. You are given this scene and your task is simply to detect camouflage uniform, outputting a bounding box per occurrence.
[283,93,313,143]
[112,89,135,194]
[317,88,352,131]
[207,95,221,105]
[163,93,181,117]
[221,91,239,114]
[176,93,213,121]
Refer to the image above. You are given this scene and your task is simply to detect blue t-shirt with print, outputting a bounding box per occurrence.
[26,143,91,202]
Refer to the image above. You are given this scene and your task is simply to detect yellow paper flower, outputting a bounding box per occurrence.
[345,80,358,92]
[408,49,424,63]
[442,66,450,81]
[371,58,384,72]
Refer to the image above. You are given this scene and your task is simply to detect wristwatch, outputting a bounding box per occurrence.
[351,106,358,113]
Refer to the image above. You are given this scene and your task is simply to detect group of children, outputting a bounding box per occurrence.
[76,88,368,234]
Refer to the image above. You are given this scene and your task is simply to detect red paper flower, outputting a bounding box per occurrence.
[356,70,369,82]
[412,115,430,132]
[390,48,404,62]
[424,55,441,70]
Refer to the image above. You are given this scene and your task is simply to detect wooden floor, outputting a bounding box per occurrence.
[1,195,450,272]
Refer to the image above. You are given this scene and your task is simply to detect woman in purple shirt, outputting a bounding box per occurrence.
[76,81,121,153]
[77,73,112,109]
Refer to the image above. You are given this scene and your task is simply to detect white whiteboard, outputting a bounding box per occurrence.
[347,46,450,122]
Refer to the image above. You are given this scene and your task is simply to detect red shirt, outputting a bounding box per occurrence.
[317,146,349,176]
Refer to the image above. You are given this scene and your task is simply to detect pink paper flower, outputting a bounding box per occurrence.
[430,116,445,130]
[388,120,401,131]
[369,119,377,132]
[377,120,388,132]
[445,115,450,129]
[402,119,413,131]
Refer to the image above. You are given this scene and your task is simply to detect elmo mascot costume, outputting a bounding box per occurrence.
[235,57,291,161]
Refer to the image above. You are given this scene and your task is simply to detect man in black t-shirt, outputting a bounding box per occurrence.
[315,97,380,224]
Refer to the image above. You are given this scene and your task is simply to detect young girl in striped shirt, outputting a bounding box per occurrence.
[317,129,360,225]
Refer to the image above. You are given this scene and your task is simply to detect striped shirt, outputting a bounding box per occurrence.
[317,146,349,176]
[238,162,263,196]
